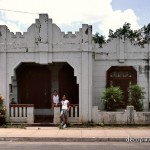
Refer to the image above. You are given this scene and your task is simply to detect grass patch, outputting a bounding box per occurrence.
[68,123,150,128]
[0,123,27,129]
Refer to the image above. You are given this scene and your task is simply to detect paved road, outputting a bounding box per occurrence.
[0,142,149,150]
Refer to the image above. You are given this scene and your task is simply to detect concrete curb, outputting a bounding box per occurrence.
[0,137,127,142]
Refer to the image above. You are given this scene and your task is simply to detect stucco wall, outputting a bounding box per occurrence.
[92,106,150,124]
[0,14,150,123]
[0,14,93,122]
[93,37,150,111]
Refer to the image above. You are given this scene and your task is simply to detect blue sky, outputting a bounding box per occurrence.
[112,0,150,27]
[0,0,149,36]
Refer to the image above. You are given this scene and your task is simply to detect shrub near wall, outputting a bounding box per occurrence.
[128,85,145,111]
[0,95,6,125]
[102,86,123,111]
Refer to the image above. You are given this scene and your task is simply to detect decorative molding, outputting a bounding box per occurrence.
[139,65,147,74]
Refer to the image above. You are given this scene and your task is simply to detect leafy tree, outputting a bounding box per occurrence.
[93,32,106,47]
[108,22,150,47]
[109,22,131,39]
[93,22,150,48]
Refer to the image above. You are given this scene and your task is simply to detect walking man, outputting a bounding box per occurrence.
[60,94,70,129]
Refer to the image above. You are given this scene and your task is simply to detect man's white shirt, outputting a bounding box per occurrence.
[61,100,69,109]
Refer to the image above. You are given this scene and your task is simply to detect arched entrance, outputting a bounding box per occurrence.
[15,62,79,123]
[16,63,51,108]
[59,65,79,104]
[16,63,51,123]
[107,66,137,108]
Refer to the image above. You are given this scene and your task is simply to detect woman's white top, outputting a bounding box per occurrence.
[53,95,59,104]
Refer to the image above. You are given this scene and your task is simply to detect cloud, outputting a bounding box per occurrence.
[0,0,140,36]
[99,9,140,36]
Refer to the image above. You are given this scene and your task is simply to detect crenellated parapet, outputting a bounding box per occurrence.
[0,25,30,52]
[93,36,150,62]
[0,14,92,53]
[52,23,92,51]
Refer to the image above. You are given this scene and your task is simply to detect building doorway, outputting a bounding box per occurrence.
[16,63,52,123]
[16,63,51,108]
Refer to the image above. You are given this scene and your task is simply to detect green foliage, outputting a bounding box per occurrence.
[0,115,6,125]
[128,85,145,111]
[102,86,123,111]
[93,32,106,47]
[109,22,132,38]
[108,22,150,47]
[93,22,150,48]
[0,94,6,125]
[0,105,6,115]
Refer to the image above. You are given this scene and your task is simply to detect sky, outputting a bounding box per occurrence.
[0,0,150,37]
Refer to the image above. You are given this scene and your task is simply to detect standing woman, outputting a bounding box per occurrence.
[52,90,59,109]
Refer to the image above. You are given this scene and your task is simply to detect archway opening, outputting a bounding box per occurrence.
[15,62,79,123]
[16,63,51,108]
[59,65,79,104]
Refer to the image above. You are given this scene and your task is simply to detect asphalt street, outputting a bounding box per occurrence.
[0,142,149,150]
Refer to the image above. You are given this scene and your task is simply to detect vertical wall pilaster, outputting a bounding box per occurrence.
[80,23,93,122]
[48,18,53,63]
[35,14,49,64]
[148,44,150,110]
[0,26,7,97]
[117,36,125,63]
[0,26,8,118]
[139,65,149,110]
[81,52,89,122]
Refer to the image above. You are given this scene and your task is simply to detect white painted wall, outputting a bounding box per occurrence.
[0,14,93,123]
[0,14,149,123]
[93,37,150,111]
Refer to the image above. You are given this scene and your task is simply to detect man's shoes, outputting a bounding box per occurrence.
[59,122,64,129]
[60,121,64,126]
[59,122,67,129]
[63,124,67,129]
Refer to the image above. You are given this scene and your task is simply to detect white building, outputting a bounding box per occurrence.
[0,14,150,124]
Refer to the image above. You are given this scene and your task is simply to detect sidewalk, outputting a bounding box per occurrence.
[0,126,150,142]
